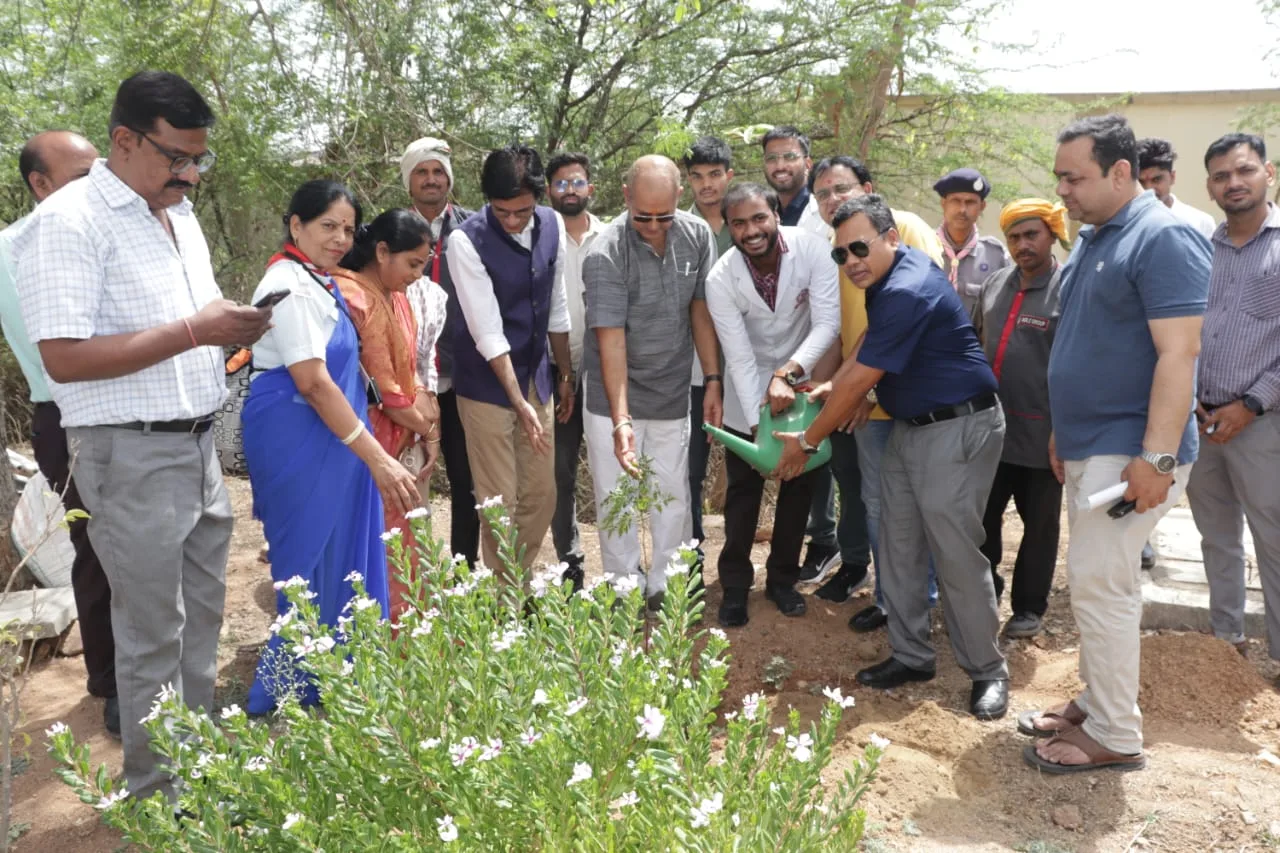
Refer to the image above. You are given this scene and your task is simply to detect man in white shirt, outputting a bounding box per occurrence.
[705,183,840,627]
[15,71,272,802]
[1138,137,1217,239]
[544,152,605,589]
[449,145,573,576]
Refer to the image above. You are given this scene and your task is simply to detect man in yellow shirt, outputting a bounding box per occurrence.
[806,156,941,632]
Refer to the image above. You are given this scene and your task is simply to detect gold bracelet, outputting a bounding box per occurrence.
[341,422,365,446]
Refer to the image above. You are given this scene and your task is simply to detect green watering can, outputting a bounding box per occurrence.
[703,395,832,476]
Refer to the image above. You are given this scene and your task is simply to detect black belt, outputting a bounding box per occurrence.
[904,393,998,427]
[111,416,216,435]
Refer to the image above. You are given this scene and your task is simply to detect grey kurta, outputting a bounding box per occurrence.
[972,263,1062,469]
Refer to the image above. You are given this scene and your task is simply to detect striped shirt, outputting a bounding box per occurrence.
[1199,203,1280,411]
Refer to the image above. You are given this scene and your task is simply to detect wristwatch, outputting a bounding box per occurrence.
[1242,394,1265,416]
[773,368,801,387]
[1139,450,1177,475]
[797,433,820,456]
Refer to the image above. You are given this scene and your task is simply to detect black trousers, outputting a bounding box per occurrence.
[688,385,711,551]
[718,427,819,590]
[31,402,116,698]
[437,389,480,567]
[980,461,1062,617]
[551,381,586,567]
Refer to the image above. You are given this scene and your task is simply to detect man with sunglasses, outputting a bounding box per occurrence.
[773,194,1009,721]
[583,155,722,612]
[544,152,606,589]
[15,71,273,802]
[705,183,839,627]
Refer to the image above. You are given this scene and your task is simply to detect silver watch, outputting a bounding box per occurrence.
[1139,450,1176,475]
[798,433,820,456]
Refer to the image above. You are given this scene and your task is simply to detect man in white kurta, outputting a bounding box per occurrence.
[705,183,840,627]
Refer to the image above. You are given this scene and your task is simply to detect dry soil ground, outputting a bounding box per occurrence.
[10,475,1280,852]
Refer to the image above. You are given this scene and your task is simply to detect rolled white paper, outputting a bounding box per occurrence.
[1080,481,1129,512]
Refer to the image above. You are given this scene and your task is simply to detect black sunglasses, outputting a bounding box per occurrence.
[830,231,889,265]
[632,212,677,224]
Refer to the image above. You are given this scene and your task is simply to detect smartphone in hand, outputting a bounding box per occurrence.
[254,289,291,309]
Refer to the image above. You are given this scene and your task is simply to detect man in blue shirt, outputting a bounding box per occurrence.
[0,130,119,737]
[1022,114,1209,775]
[774,194,1009,721]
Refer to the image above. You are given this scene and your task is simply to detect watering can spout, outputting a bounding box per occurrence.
[702,424,771,471]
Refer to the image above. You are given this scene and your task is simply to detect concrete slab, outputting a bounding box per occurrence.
[0,587,78,640]
[1142,508,1266,637]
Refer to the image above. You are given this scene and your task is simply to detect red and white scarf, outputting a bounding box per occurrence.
[937,225,978,290]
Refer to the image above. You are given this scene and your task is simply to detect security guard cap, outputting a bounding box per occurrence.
[933,168,991,200]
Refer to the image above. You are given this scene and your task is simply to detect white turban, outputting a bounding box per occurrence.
[400,137,454,192]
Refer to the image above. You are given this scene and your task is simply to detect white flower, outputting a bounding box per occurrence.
[610,574,640,596]
[219,704,243,721]
[665,558,691,577]
[452,552,468,565]
[269,607,297,634]
[708,628,727,641]
[344,570,364,583]
[682,538,701,551]
[341,659,355,676]
[476,495,504,509]
[419,737,441,750]
[565,696,588,716]
[699,791,724,816]
[283,813,303,831]
[821,686,856,709]
[378,774,390,784]
[725,711,738,722]
[732,813,741,827]
[245,756,269,772]
[411,618,433,638]
[787,733,814,763]
[868,732,891,750]
[531,688,549,706]
[567,762,592,786]
[45,721,68,738]
[405,506,429,520]
[681,678,693,690]
[380,527,402,543]
[690,805,711,828]
[95,788,129,810]
[157,682,178,703]
[272,576,307,591]
[520,726,541,746]
[576,588,594,601]
[449,736,479,767]
[635,704,666,740]
[479,738,503,761]
[292,635,336,658]
[610,791,640,809]
[350,596,378,612]
[742,692,763,721]
[437,814,458,842]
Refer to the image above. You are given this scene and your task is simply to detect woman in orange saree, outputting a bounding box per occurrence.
[333,209,440,620]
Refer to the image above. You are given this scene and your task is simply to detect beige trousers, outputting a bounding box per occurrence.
[457,389,556,577]
[1063,454,1190,755]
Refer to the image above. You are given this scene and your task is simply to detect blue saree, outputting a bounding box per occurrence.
[242,258,390,714]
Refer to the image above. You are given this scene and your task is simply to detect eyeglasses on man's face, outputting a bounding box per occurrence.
[552,178,589,193]
[632,212,676,224]
[830,231,889,265]
[134,130,217,174]
[814,183,857,203]
[764,151,804,165]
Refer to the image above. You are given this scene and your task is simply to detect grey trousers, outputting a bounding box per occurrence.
[879,406,1008,680]
[1188,416,1280,657]
[67,426,231,801]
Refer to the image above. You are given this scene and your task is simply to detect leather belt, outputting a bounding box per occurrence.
[112,416,216,435]
[904,393,999,427]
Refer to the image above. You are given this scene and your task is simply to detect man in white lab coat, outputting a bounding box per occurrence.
[705,182,840,627]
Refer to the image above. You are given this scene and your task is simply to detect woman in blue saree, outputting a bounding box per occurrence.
[243,180,419,713]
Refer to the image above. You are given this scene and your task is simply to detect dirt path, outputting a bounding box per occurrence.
[10,476,1280,852]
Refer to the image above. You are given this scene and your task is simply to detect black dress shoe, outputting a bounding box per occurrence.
[718,588,749,627]
[969,679,1009,720]
[1141,541,1156,570]
[104,696,121,738]
[815,564,869,602]
[856,657,935,689]
[561,564,585,594]
[764,582,806,617]
[849,604,887,633]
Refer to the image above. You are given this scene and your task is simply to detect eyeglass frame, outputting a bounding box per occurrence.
[830,229,891,265]
[631,212,677,224]
[132,129,217,175]
[813,183,859,203]
[763,151,805,165]
[551,177,589,193]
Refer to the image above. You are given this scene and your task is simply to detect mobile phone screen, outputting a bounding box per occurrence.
[254,289,291,309]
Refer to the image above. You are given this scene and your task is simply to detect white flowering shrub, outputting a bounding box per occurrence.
[47,503,883,851]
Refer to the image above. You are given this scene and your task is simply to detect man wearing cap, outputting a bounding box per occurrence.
[773,193,1009,721]
[935,168,1012,315]
[972,199,1069,639]
[400,136,479,565]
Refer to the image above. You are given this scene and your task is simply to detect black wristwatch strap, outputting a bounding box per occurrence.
[1242,394,1265,416]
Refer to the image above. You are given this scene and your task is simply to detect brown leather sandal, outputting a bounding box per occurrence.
[1016,700,1086,737]
[1022,725,1146,774]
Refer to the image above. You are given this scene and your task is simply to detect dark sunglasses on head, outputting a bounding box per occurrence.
[552,178,589,192]
[632,212,677,224]
[830,231,889,265]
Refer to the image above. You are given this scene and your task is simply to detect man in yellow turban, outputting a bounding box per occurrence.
[969,197,1067,640]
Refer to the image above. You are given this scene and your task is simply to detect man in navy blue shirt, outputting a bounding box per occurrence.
[1022,114,1209,775]
[775,194,1009,721]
